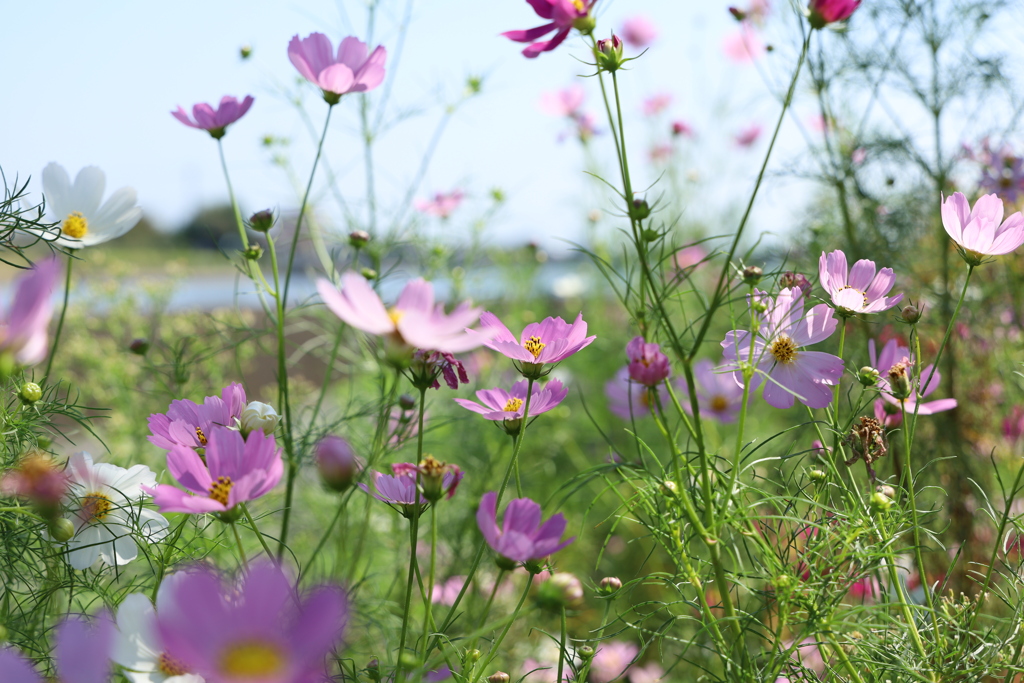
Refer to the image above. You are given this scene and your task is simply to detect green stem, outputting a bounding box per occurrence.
[152,517,189,600]
[422,502,438,658]
[475,574,535,682]
[283,105,333,307]
[269,232,297,559]
[217,138,250,250]
[823,633,867,683]
[43,253,73,382]
[230,521,249,571]
[830,318,848,470]
[900,400,938,624]
[240,502,274,560]
[556,606,567,683]
[302,492,351,576]
[397,384,429,680]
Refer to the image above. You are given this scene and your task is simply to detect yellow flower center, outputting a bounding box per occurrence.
[195,427,208,446]
[503,398,524,412]
[711,396,729,412]
[523,336,546,359]
[80,492,112,523]
[62,212,88,239]
[219,640,286,678]
[208,476,233,506]
[768,335,798,365]
[572,0,585,10]
[388,307,404,326]
[158,652,190,676]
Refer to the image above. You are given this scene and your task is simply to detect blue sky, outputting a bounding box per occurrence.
[4,0,1005,254]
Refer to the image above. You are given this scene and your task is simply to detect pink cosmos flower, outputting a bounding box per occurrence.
[626,337,671,386]
[852,147,868,165]
[476,491,575,563]
[868,338,956,424]
[540,85,586,117]
[818,249,903,315]
[0,255,60,366]
[0,452,69,518]
[360,463,463,516]
[148,383,247,452]
[735,123,763,147]
[671,120,695,138]
[642,93,672,117]
[723,27,765,63]
[288,33,387,103]
[171,96,254,139]
[721,287,843,410]
[523,658,574,683]
[316,435,364,492]
[455,378,568,421]
[675,244,708,270]
[620,16,658,48]
[678,358,746,422]
[468,312,595,378]
[649,144,674,164]
[318,272,486,356]
[502,0,594,59]
[1004,406,1024,445]
[605,367,667,419]
[148,427,283,515]
[432,576,467,605]
[847,575,881,603]
[808,0,861,27]
[590,641,638,683]
[415,190,465,219]
[941,192,1024,264]
[0,613,115,683]
[156,563,347,683]
[630,663,664,683]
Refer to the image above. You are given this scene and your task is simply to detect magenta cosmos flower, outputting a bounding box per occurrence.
[477,491,575,564]
[0,613,115,683]
[502,0,595,59]
[869,338,956,426]
[818,250,903,315]
[0,255,60,367]
[941,192,1024,265]
[678,358,746,423]
[318,272,485,360]
[626,336,671,386]
[288,33,387,104]
[605,367,668,419]
[172,95,254,139]
[721,287,843,409]
[156,563,347,683]
[808,0,861,27]
[454,378,567,434]
[415,190,464,219]
[468,312,595,378]
[148,382,247,452]
[735,123,763,147]
[148,426,283,515]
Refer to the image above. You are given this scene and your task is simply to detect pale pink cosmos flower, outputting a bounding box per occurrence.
[941,192,1024,264]
[432,576,467,605]
[851,147,867,165]
[0,255,60,366]
[148,427,283,515]
[590,641,638,683]
[0,613,115,683]
[620,16,658,48]
[649,144,674,164]
[735,123,763,147]
[468,312,595,377]
[721,287,843,410]
[454,378,568,421]
[869,338,956,424]
[540,85,586,118]
[358,466,463,517]
[818,249,903,315]
[502,0,594,59]
[318,272,486,355]
[523,659,574,683]
[477,491,575,563]
[415,190,464,219]
[723,27,765,63]
[156,563,347,683]
[626,337,671,386]
[642,93,672,117]
[171,95,254,139]
[630,663,664,683]
[148,382,247,452]
[288,33,387,103]
[677,358,746,422]
[675,244,708,271]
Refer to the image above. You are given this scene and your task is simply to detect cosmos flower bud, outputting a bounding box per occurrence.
[129,338,150,355]
[316,436,363,492]
[742,265,763,285]
[876,484,896,499]
[399,394,417,410]
[349,230,371,248]
[19,382,42,403]
[778,271,812,294]
[858,366,880,386]
[536,572,585,611]
[774,574,794,591]
[240,44,253,59]
[418,455,462,503]
[367,660,381,683]
[573,13,597,35]
[808,469,827,482]
[578,646,595,660]
[595,34,625,72]
[599,576,623,595]
[728,6,747,21]
[870,490,892,513]
[488,673,511,683]
[49,517,76,542]
[239,401,280,436]
[887,360,913,400]
[362,267,378,280]
[630,198,652,221]
[902,304,923,324]
[464,649,482,664]
[244,244,264,261]
[660,480,678,496]
[249,209,275,232]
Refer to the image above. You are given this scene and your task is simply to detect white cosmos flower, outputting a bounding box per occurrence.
[42,162,142,249]
[58,452,169,570]
[114,577,205,683]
